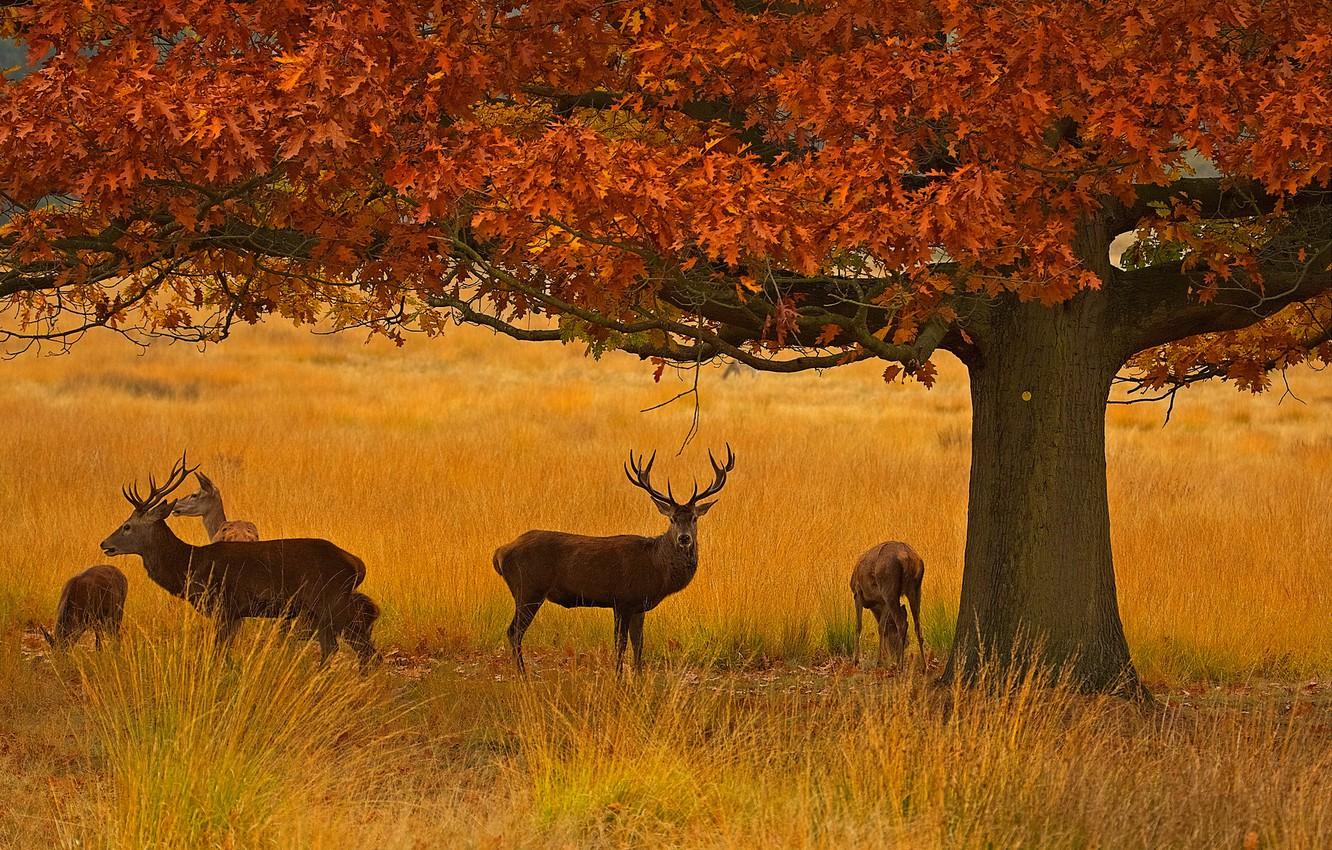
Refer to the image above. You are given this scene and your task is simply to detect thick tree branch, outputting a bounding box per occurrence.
[1112,221,1332,354]
[444,235,954,367]
[425,288,873,373]
[1114,178,1331,230]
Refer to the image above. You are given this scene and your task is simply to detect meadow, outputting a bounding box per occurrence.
[0,323,1329,848]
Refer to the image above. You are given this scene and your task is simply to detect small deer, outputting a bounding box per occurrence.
[37,564,128,650]
[283,590,382,669]
[343,592,381,667]
[100,453,371,662]
[494,445,736,675]
[172,472,259,542]
[851,541,925,668]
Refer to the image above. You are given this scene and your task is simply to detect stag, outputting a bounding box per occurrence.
[172,472,260,542]
[494,445,736,675]
[37,564,128,650]
[99,454,372,663]
[850,541,925,668]
[171,469,377,664]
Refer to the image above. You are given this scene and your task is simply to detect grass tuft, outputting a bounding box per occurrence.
[70,616,405,850]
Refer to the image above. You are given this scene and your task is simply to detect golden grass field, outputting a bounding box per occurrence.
[1,323,1330,848]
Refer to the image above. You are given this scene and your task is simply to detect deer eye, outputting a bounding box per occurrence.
[121,524,130,531]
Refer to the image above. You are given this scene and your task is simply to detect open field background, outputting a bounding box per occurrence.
[2,322,1330,679]
[1,324,1330,848]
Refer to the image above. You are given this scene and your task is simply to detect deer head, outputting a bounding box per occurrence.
[171,471,219,519]
[625,444,735,557]
[101,453,198,556]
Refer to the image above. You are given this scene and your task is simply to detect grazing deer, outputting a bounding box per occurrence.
[494,445,736,675]
[99,454,371,662]
[172,472,259,542]
[37,564,128,650]
[343,592,381,668]
[284,590,382,670]
[851,541,925,668]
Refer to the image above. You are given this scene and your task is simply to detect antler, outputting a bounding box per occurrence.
[625,450,674,507]
[686,443,736,506]
[625,445,736,509]
[122,452,200,512]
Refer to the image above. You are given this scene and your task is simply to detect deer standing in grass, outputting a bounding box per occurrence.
[851,541,925,668]
[100,454,375,665]
[172,470,381,664]
[172,471,259,542]
[37,564,128,650]
[494,445,736,675]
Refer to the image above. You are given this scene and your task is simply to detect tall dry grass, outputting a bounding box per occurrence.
[497,666,1331,849]
[65,615,403,849]
[25,643,1329,850]
[1,323,1330,849]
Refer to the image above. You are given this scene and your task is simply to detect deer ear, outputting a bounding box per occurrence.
[692,500,717,517]
[196,472,214,491]
[146,500,176,522]
[651,499,675,518]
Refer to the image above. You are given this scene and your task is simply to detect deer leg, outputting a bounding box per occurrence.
[874,607,891,668]
[214,616,242,657]
[613,609,629,678]
[627,612,645,674]
[853,595,864,666]
[891,602,908,666]
[905,580,925,667]
[314,623,339,665]
[285,615,316,643]
[346,612,380,674]
[350,627,380,673]
[507,600,542,674]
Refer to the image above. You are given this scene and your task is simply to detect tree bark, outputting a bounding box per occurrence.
[944,293,1145,696]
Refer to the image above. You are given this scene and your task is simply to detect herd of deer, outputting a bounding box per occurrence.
[37,449,926,674]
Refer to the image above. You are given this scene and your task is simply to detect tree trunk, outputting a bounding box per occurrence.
[944,294,1145,696]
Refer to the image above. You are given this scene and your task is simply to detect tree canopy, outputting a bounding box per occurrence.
[1,1,1326,375]
[2,0,1330,692]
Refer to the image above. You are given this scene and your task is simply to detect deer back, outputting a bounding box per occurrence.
[495,530,689,608]
[850,541,922,607]
[55,564,128,635]
[215,520,260,542]
[177,537,366,617]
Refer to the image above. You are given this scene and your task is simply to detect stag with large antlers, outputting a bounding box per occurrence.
[494,445,736,675]
[99,454,375,665]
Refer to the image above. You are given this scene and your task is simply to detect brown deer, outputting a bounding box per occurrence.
[171,469,378,664]
[172,472,260,542]
[850,541,925,668]
[283,590,382,669]
[494,445,736,675]
[37,564,128,650]
[99,454,372,664]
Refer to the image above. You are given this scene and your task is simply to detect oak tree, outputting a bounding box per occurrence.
[2,1,1330,693]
